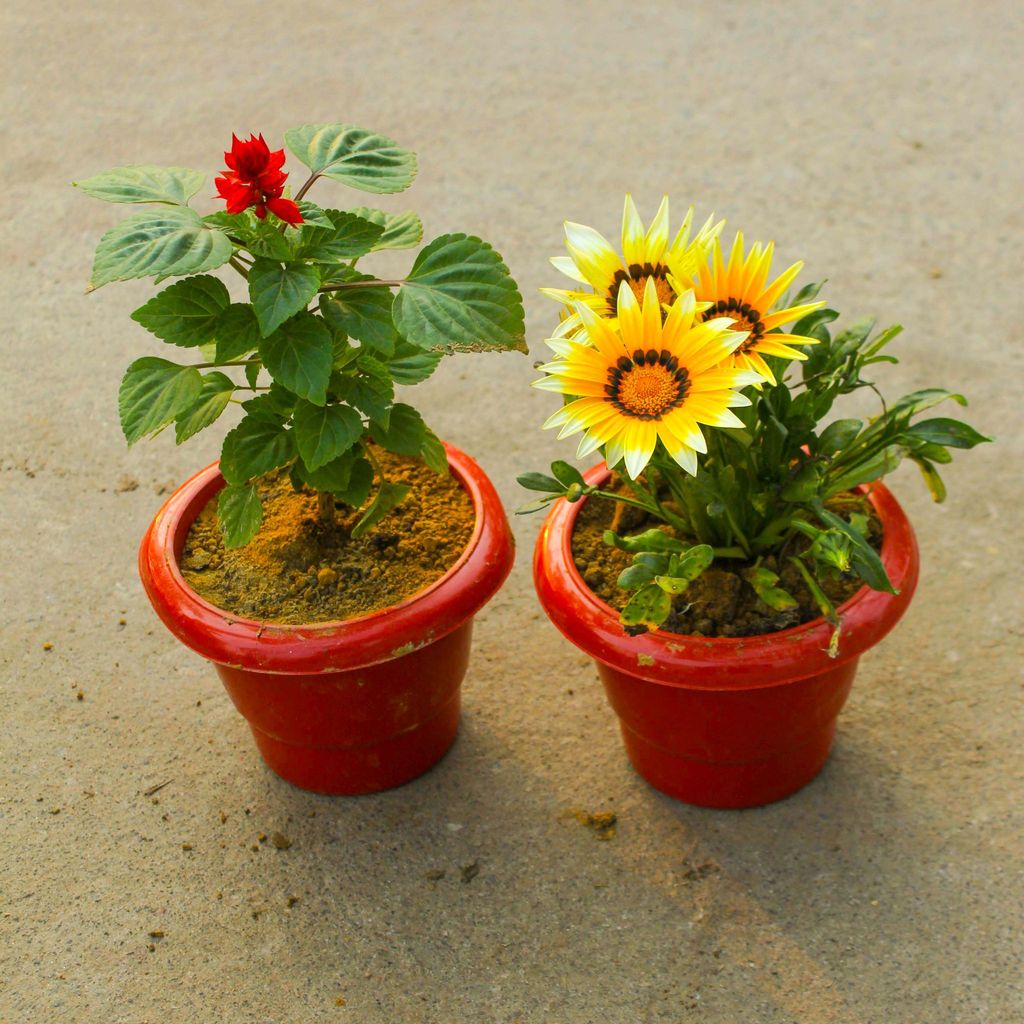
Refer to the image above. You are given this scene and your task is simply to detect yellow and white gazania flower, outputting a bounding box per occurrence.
[542,195,723,334]
[693,233,825,384]
[534,277,762,480]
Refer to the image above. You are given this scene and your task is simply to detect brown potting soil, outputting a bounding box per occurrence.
[180,448,475,624]
[570,485,881,638]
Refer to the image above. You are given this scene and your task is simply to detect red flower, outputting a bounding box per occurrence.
[215,133,303,225]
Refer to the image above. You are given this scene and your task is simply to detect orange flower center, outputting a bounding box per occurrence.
[605,349,690,421]
[703,297,765,353]
[609,263,676,314]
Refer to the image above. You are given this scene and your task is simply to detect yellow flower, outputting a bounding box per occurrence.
[542,195,723,332]
[693,233,825,384]
[534,278,760,479]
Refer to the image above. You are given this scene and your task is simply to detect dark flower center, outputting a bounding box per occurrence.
[702,297,765,353]
[608,263,676,314]
[604,349,690,420]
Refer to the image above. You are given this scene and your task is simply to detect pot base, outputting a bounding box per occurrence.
[247,692,461,795]
[618,718,837,810]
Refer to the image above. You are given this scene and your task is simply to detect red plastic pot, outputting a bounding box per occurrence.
[534,463,919,809]
[139,444,514,795]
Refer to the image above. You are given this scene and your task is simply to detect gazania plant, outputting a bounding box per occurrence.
[77,124,525,546]
[521,196,990,650]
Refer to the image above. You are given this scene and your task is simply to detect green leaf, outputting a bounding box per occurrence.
[296,210,384,262]
[742,567,799,611]
[516,495,559,514]
[248,259,321,337]
[671,544,714,582]
[219,414,295,485]
[214,304,262,362]
[915,458,947,502]
[603,529,686,554]
[905,418,992,449]
[319,274,398,353]
[118,357,203,445]
[780,462,822,503]
[217,484,263,548]
[814,506,896,593]
[388,341,443,385]
[349,207,423,250]
[551,460,585,488]
[259,313,333,405]
[620,583,671,634]
[617,563,656,590]
[336,456,374,508]
[130,275,230,348]
[517,472,564,493]
[352,480,410,538]
[888,388,967,418]
[89,207,232,289]
[294,449,355,495]
[421,429,448,475]
[816,418,863,456]
[827,444,904,495]
[392,233,527,353]
[284,123,417,194]
[369,402,425,455]
[292,401,363,471]
[75,165,205,206]
[174,371,235,443]
[292,201,335,230]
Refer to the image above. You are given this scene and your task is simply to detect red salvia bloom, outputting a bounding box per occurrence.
[215,133,303,225]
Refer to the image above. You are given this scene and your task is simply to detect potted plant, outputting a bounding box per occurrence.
[522,196,989,808]
[77,124,524,794]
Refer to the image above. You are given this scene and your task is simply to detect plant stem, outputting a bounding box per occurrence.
[294,172,319,202]
[319,279,404,292]
[229,256,250,280]
[317,489,335,525]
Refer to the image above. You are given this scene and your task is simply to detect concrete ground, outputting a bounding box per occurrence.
[2,1,1022,1021]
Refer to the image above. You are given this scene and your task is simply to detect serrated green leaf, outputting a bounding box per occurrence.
[75,165,205,206]
[118,357,203,445]
[292,401,363,471]
[214,304,262,362]
[217,483,263,548]
[421,429,448,475]
[130,275,230,348]
[174,371,235,443]
[349,207,423,250]
[90,207,232,289]
[248,259,321,337]
[369,403,425,455]
[284,123,417,194]
[352,480,410,538]
[244,360,261,389]
[319,273,398,353]
[348,353,395,424]
[620,583,671,634]
[292,201,335,229]
[336,456,374,508]
[392,233,526,353]
[388,342,442,385]
[259,312,333,405]
[297,210,384,262]
[219,414,295,485]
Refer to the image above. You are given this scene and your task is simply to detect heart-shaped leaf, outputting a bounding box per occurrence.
[284,123,417,194]
[75,165,205,206]
[248,259,321,337]
[119,357,203,445]
[131,275,230,348]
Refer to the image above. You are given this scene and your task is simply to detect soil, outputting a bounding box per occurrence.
[180,448,475,624]
[570,486,881,638]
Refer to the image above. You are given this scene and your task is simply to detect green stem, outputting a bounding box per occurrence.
[294,172,319,202]
[229,256,250,280]
[319,279,404,293]
[190,359,260,369]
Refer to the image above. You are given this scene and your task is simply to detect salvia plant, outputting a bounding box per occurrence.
[77,124,525,546]
[521,196,990,650]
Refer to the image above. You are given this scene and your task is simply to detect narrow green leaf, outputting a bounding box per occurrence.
[905,417,992,449]
[174,371,235,443]
[217,483,263,548]
[118,357,203,445]
[219,415,295,485]
[284,123,417,194]
[551,460,585,488]
[816,418,863,456]
[392,233,526,353]
[515,496,559,514]
[214,304,262,362]
[603,529,686,554]
[90,207,232,289]
[517,472,564,493]
[259,313,333,406]
[369,403,425,455]
[248,259,321,337]
[349,207,423,250]
[352,481,410,538]
[911,456,947,502]
[292,401,363,471]
[75,165,205,206]
[743,567,799,611]
[815,506,896,593]
[827,444,904,495]
[130,275,230,348]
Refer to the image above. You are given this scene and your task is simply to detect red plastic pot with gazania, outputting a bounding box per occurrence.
[523,196,989,808]
[77,122,526,793]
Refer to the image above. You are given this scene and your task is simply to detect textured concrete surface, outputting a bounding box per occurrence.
[2,2,1022,1021]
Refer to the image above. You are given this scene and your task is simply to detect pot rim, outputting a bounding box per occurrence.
[533,462,919,691]
[139,443,515,674]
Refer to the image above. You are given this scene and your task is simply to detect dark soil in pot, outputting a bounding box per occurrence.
[570,484,881,638]
[180,447,474,624]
